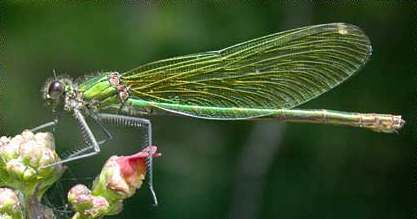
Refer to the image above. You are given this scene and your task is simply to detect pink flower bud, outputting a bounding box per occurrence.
[0,187,23,218]
[69,146,161,218]
[101,146,161,198]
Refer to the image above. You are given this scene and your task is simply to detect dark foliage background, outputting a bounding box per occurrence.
[1,2,414,219]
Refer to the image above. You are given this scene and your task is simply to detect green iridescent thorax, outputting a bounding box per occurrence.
[78,73,118,103]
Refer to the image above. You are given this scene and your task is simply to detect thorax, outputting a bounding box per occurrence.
[65,72,129,113]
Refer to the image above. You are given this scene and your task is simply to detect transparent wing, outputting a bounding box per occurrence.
[122,23,372,119]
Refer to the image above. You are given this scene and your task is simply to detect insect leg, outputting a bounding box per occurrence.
[30,117,59,133]
[87,108,113,145]
[94,113,158,206]
[67,115,113,158]
[42,108,101,169]
[91,116,113,145]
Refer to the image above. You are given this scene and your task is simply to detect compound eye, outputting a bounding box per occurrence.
[48,81,64,99]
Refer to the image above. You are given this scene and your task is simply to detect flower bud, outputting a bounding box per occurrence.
[68,184,95,212]
[68,184,112,218]
[0,188,23,219]
[0,130,64,197]
[93,146,161,200]
[68,146,161,218]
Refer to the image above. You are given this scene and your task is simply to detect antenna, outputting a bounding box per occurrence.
[52,69,57,80]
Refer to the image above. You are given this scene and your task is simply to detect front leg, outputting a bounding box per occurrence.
[42,108,101,168]
[65,114,113,159]
[30,117,59,133]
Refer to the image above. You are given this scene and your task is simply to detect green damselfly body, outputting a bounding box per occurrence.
[34,23,405,204]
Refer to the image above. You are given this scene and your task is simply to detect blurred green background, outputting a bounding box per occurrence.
[1,2,414,219]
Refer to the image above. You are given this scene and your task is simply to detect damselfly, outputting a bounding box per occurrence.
[34,23,404,204]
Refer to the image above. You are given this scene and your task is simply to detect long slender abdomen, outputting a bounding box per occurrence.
[263,109,405,133]
[125,99,405,133]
